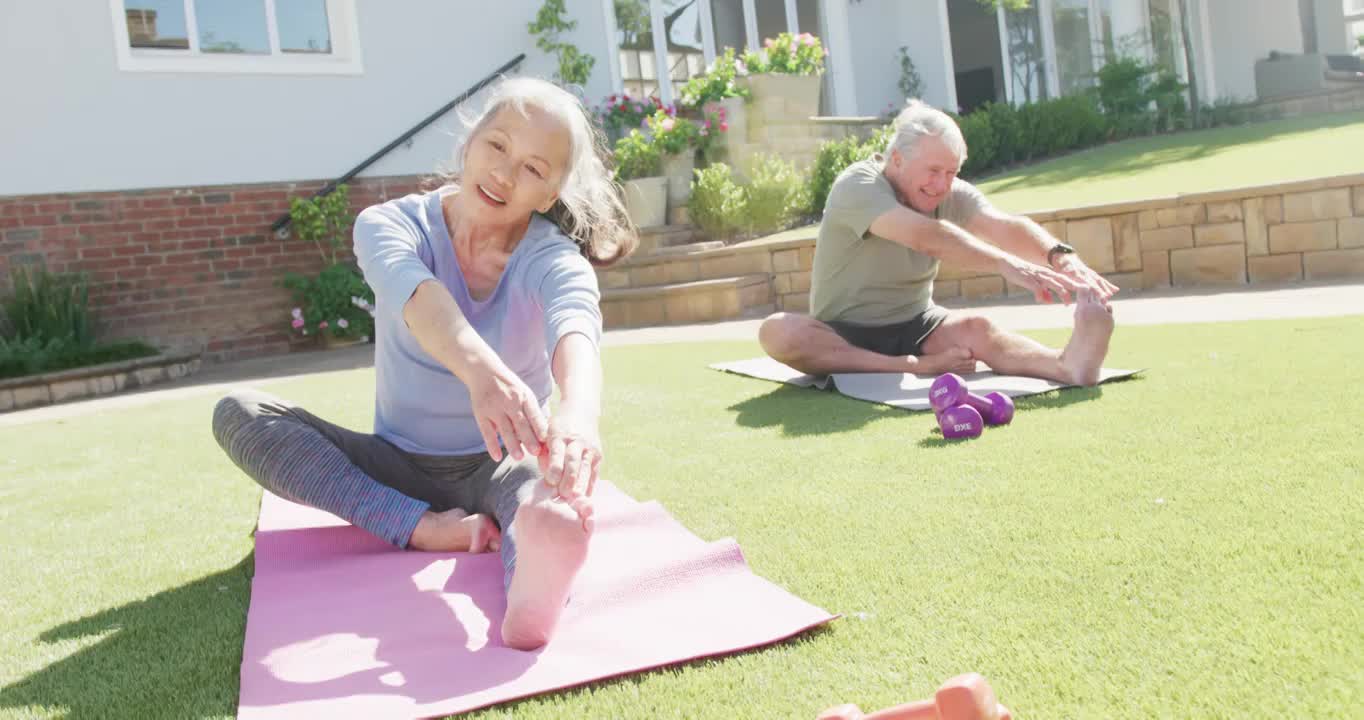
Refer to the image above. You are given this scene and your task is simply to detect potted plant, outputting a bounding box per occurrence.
[594,92,664,146]
[644,108,704,219]
[678,48,751,145]
[612,129,667,229]
[740,32,827,123]
[281,185,376,348]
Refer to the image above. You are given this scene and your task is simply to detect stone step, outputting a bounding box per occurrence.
[645,240,726,257]
[600,274,772,329]
[636,224,696,254]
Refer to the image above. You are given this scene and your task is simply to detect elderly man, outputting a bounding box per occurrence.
[759,100,1116,386]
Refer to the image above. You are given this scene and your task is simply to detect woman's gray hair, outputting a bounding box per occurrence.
[450,77,637,267]
[885,99,968,165]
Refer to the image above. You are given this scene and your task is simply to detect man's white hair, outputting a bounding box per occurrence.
[885,99,968,164]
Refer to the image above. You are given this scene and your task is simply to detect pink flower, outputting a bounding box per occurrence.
[764,38,774,49]
[704,119,712,129]
[823,47,829,56]
[318,321,329,330]
[337,318,349,329]
[719,121,729,132]
[661,117,676,131]
[291,317,304,329]
[803,35,816,47]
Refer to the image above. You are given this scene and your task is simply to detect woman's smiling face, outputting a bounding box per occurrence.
[460,104,572,222]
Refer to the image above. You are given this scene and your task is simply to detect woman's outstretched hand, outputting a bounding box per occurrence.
[468,368,549,462]
[538,409,601,530]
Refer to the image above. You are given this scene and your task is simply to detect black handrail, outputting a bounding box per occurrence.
[271,53,527,234]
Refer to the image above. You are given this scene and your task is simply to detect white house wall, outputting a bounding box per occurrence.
[846,0,954,115]
[1311,0,1349,53]
[1205,0,1303,102]
[0,0,616,196]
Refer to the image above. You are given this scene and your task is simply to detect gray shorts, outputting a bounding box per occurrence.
[826,305,950,357]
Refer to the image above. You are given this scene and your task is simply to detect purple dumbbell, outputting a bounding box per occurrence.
[930,373,1015,426]
[935,404,983,440]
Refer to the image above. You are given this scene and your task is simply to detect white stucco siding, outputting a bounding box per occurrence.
[846,0,954,115]
[0,0,616,196]
[1204,0,1303,102]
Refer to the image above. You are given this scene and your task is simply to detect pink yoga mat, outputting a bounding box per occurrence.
[238,482,836,719]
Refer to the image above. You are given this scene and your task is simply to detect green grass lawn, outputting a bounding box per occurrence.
[976,111,1364,213]
[3,316,1362,719]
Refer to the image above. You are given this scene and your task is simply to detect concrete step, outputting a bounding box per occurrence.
[600,274,773,329]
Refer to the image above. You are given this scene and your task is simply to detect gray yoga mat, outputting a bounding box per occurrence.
[709,357,1142,411]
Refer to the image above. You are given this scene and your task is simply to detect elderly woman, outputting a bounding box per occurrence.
[213,77,636,650]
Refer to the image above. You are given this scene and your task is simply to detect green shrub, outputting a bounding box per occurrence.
[956,110,998,177]
[744,154,810,235]
[289,185,354,265]
[688,163,748,241]
[983,101,1024,166]
[3,267,95,347]
[0,266,158,380]
[1149,68,1189,132]
[282,262,375,341]
[0,335,157,380]
[612,129,661,182]
[807,125,891,217]
[677,48,750,110]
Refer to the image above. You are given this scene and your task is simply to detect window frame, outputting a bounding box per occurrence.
[108,0,363,75]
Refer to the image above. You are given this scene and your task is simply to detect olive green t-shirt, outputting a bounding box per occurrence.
[810,157,989,325]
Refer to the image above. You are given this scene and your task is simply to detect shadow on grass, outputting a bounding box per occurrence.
[0,553,254,720]
[915,386,1107,448]
[727,385,895,437]
[978,112,1364,194]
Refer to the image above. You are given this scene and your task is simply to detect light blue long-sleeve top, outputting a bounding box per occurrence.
[353,187,602,456]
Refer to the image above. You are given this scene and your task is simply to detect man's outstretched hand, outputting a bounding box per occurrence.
[1054,254,1118,302]
[998,258,1083,305]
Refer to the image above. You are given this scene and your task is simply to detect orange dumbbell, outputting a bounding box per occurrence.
[818,673,1012,720]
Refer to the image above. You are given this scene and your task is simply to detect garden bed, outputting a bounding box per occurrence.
[0,351,201,412]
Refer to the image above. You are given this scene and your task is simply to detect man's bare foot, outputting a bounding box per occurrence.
[501,486,592,650]
[408,509,501,553]
[1058,290,1115,387]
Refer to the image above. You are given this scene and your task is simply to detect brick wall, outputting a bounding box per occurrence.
[0,174,433,363]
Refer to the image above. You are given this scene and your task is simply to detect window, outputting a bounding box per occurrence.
[1051,0,1096,95]
[1003,1,1050,104]
[1347,0,1364,53]
[110,0,360,74]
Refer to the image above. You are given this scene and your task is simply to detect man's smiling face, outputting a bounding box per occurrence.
[886,134,964,214]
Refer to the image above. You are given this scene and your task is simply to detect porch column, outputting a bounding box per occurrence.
[935,0,959,112]
[1195,0,1217,102]
[1036,0,1061,99]
[822,0,858,116]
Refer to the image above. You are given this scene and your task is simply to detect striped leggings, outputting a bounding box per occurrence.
[212,388,538,586]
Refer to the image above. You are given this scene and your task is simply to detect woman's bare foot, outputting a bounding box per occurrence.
[501,486,593,650]
[408,509,501,553]
[1058,290,1115,387]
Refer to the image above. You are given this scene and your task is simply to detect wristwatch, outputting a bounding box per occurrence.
[1046,242,1076,268]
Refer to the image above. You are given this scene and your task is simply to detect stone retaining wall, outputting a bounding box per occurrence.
[935,172,1364,301]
